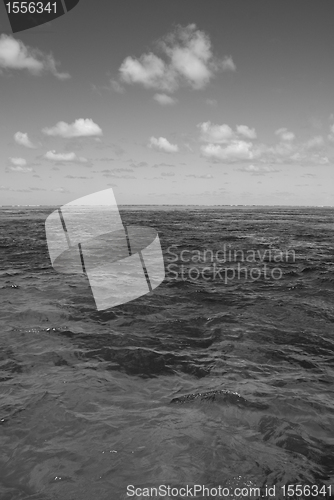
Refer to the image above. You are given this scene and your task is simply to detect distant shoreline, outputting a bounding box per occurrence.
[0,205,333,209]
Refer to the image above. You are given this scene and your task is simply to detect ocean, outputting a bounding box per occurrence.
[0,206,333,499]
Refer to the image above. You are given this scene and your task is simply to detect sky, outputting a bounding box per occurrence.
[0,0,334,206]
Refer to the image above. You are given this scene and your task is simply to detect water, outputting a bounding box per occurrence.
[0,206,333,499]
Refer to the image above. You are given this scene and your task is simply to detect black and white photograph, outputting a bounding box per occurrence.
[0,1,333,498]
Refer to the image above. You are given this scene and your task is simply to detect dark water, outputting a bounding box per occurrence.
[0,206,333,500]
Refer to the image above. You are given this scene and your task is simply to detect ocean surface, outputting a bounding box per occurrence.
[0,206,333,500]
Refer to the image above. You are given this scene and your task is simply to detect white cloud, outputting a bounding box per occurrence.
[42,119,103,138]
[44,150,88,163]
[328,124,334,142]
[153,93,177,105]
[9,165,34,173]
[186,173,213,178]
[221,56,236,71]
[198,122,257,143]
[275,127,295,141]
[14,132,36,148]
[198,121,234,143]
[119,24,235,93]
[149,136,179,153]
[236,125,257,139]
[306,136,324,149]
[197,121,329,165]
[9,157,27,166]
[120,53,173,91]
[201,141,256,161]
[239,165,280,175]
[0,34,70,79]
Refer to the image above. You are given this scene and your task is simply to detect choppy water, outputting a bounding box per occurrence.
[0,206,333,500]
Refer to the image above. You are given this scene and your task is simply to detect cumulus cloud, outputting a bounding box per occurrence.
[153,93,177,105]
[8,164,34,173]
[120,53,171,90]
[328,124,334,142]
[9,157,27,166]
[238,165,280,175]
[275,127,295,141]
[42,119,103,138]
[220,56,236,71]
[198,122,257,144]
[198,121,234,143]
[148,136,179,153]
[44,150,88,163]
[14,132,36,148]
[119,24,235,93]
[201,141,256,161]
[0,34,70,79]
[197,121,328,164]
[198,121,260,162]
[306,136,324,149]
[236,125,257,139]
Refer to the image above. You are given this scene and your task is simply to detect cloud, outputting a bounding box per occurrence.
[220,56,236,71]
[8,165,34,173]
[152,162,175,168]
[201,141,256,161]
[236,125,257,139]
[275,127,295,141]
[129,161,148,168]
[112,167,134,172]
[14,132,36,148]
[102,170,136,178]
[305,136,324,149]
[198,121,234,143]
[238,165,280,175]
[153,93,177,105]
[119,24,235,93]
[198,121,258,144]
[328,124,334,142]
[42,119,103,138]
[44,150,88,163]
[198,121,328,165]
[9,157,27,166]
[161,171,175,176]
[120,53,172,90]
[65,175,91,179]
[0,34,70,79]
[186,174,213,178]
[148,136,179,153]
